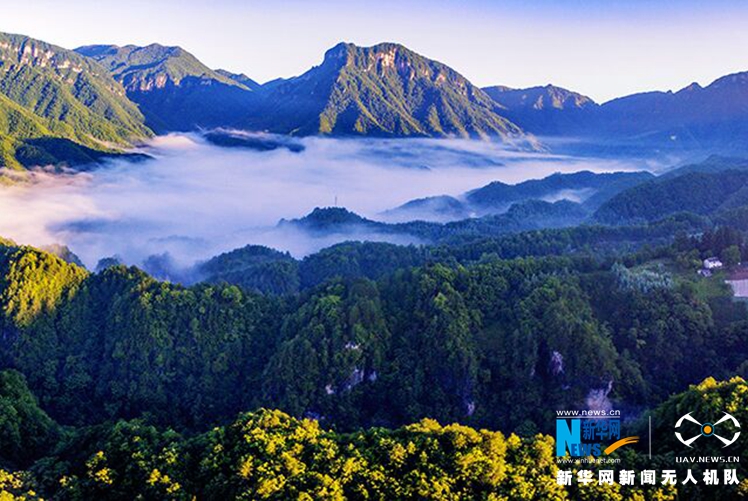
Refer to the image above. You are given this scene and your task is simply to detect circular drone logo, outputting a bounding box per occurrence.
[675,412,741,448]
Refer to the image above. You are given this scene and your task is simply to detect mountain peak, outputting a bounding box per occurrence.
[481,84,596,136]
[322,42,421,72]
[75,43,237,88]
[74,42,257,132]
[282,207,375,232]
[676,81,703,94]
[484,84,597,111]
[247,41,529,141]
[708,70,748,90]
[325,41,407,53]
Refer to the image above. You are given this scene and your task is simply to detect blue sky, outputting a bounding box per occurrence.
[5,0,748,102]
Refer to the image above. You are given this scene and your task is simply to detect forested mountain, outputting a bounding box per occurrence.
[0,383,692,501]
[482,84,598,135]
[2,369,741,499]
[465,170,653,210]
[595,168,748,224]
[75,43,258,132]
[384,170,654,224]
[1,218,744,430]
[0,32,151,170]
[4,24,748,501]
[71,40,535,142]
[282,201,591,247]
[0,221,747,498]
[185,212,706,295]
[198,245,300,295]
[244,42,529,140]
[383,195,469,222]
[660,153,748,178]
[483,84,596,111]
[260,167,714,264]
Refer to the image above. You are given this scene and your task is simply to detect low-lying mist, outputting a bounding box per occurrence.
[0,133,655,271]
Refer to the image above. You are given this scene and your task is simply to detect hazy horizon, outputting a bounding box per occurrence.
[4,0,748,102]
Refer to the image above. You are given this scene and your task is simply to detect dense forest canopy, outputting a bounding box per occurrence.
[0,371,744,499]
[1,209,748,498]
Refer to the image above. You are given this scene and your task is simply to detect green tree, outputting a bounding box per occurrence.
[0,370,59,468]
[721,245,741,267]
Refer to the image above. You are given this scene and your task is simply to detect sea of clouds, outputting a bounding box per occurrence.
[0,133,658,270]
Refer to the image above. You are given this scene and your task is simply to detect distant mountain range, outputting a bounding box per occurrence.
[282,200,590,246]
[486,76,748,154]
[75,41,531,141]
[122,157,748,291]
[3,30,748,170]
[590,74,748,149]
[280,157,748,245]
[384,170,654,222]
[277,170,657,245]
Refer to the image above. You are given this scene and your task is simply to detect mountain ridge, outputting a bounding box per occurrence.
[594,157,748,224]
[4,30,748,162]
[481,84,597,136]
[75,42,258,132]
[0,31,151,170]
[385,170,655,223]
[482,72,748,154]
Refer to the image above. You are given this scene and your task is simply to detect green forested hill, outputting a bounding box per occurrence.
[595,169,748,224]
[0,93,49,168]
[465,170,654,210]
[76,43,258,131]
[198,245,300,295]
[0,225,747,497]
[0,375,681,500]
[386,170,655,223]
[660,154,748,178]
[0,32,151,170]
[171,212,708,295]
[247,42,529,141]
[0,227,744,432]
[0,370,742,499]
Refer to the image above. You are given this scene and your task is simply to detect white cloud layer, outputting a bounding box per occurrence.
[0,134,652,269]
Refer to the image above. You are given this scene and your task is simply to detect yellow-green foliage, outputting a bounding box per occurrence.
[0,247,87,327]
[24,408,685,500]
[0,469,41,500]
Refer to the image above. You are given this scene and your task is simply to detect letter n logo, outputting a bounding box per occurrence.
[556,419,581,456]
